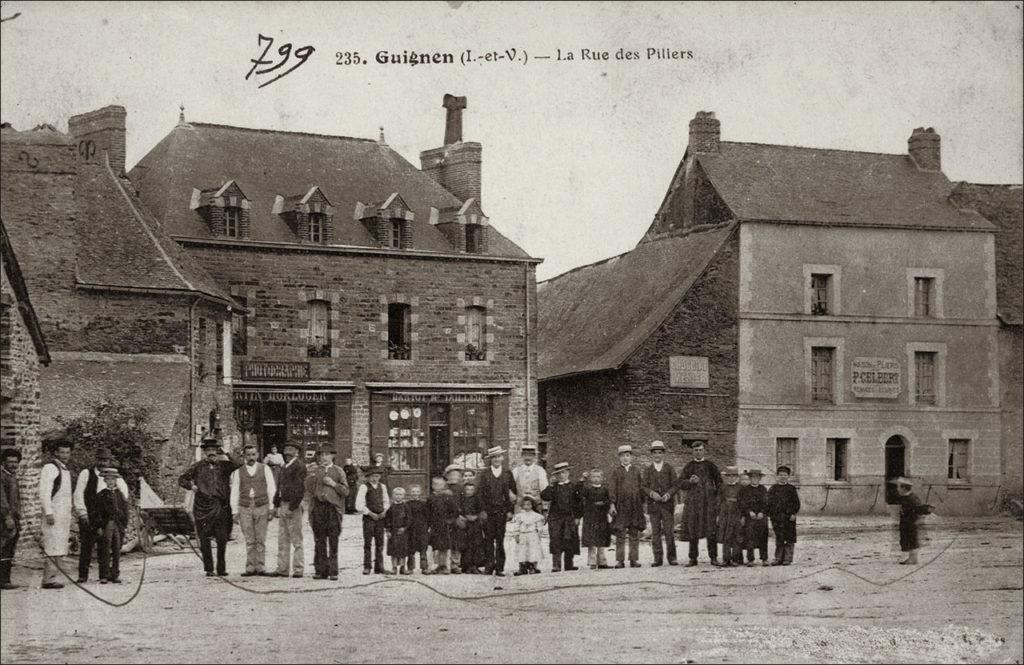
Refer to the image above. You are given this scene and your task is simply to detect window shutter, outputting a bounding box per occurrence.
[334,394,353,461]
[826,440,835,481]
[370,396,391,464]
[491,394,510,454]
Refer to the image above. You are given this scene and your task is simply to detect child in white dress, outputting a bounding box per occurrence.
[512,495,545,575]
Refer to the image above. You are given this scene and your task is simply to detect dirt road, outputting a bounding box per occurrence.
[1,515,1020,663]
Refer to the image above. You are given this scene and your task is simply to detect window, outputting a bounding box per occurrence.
[913,277,934,317]
[466,224,484,253]
[232,297,247,357]
[914,351,936,405]
[224,207,240,238]
[776,438,797,476]
[451,402,491,471]
[826,438,849,482]
[308,212,324,243]
[948,439,970,483]
[390,220,403,249]
[289,402,334,463]
[307,299,330,358]
[810,273,831,315]
[387,404,426,472]
[465,306,487,360]
[388,303,411,360]
[811,347,834,403]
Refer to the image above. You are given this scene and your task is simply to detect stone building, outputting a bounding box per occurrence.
[0,111,238,500]
[129,96,540,494]
[950,182,1023,502]
[0,218,51,547]
[540,112,1003,514]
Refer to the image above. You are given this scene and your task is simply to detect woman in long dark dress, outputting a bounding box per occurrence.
[579,469,612,569]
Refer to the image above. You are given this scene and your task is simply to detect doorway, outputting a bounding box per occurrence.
[884,435,907,504]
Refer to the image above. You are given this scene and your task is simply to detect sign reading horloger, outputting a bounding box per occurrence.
[851,357,901,399]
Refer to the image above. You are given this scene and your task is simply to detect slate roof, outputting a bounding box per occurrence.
[537,223,736,381]
[39,352,190,440]
[129,122,531,259]
[662,142,993,231]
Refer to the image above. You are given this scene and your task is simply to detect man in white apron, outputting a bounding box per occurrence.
[512,445,548,513]
[38,430,74,589]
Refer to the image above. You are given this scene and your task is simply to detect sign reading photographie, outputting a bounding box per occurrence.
[851,357,901,398]
[240,361,310,381]
[669,356,710,389]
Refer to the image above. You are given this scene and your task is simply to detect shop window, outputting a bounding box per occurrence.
[947,439,970,483]
[387,405,426,472]
[308,212,325,243]
[465,306,487,360]
[451,402,490,471]
[289,402,334,462]
[224,206,240,238]
[826,438,849,482]
[811,347,834,403]
[388,303,411,360]
[307,299,330,358]
[914,352,937,405]
[914,277,934,318]
[776,438,797,476]
[810,273,831,315]
[232,296,248,357]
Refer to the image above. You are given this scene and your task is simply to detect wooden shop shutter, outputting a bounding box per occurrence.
[334,394,353,461]
[370,396,391,463]
[491,394,510,452]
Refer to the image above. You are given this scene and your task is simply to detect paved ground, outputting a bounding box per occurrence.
[1,514,1020,664]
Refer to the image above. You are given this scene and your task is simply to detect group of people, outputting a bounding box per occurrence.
[0,432,932,591]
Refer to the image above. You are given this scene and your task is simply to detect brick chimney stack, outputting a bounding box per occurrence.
[908,127,941,171]
[420,94,482,205]
[68,105,127,175]
[688,111,720,154]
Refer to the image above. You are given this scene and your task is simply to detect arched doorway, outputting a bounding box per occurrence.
[884,435,907,504]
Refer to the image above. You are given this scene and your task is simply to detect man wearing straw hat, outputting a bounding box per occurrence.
[609,444,645,568]
[540,461,581,572]
[475,445,517,576]
[642,440,679,567]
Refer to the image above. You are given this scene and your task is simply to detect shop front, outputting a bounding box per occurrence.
[369,386,511,495]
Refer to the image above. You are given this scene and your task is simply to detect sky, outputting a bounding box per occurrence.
[2,1,1021,280]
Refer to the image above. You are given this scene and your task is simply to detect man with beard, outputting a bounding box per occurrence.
[178,436,242,577]
[677,441,721,566]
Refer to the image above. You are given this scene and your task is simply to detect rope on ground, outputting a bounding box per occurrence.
[41,551,147,608]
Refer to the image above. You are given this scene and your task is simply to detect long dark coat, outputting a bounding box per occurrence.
[385,502,412,558]
[738,484,769,548]
[609,465,645,530]
[716,482,743,546]
[678,459,721,541]
[540,481,581,555]
[896,492,931,551]
[767,482,800,543]
[458,494,485,568]
[407,498,430,553]
[427,492,457,551]
[579,484,612,548]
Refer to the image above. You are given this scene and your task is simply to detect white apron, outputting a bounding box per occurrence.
[40,463,73,556]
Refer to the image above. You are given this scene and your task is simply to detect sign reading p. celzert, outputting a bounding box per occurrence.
[851,357,900,398]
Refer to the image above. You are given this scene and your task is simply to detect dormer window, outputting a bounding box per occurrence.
[358,193,413,250]
[309,212,325,243]
[466,224,484,253]
[275,186,334,245]
[390,219,403,248]
[191,180,251,239]
[224,206,240,238]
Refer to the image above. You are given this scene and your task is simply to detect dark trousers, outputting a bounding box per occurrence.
[0,527,19,584]
[78,518,98,579]
[746,534,769,562]
[311,502,341,577]
[482,514,507,572]
[688,536,718,562]
[648,505,677,563]
[98,521,122,580]
[722,543,743,564]
[199,533,228,574]
[615,527,640,563]
[362,516,385,570]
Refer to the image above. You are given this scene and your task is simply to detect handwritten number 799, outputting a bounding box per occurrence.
[246,34,315,89]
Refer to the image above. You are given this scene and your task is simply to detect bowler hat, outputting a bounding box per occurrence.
[484,446,506,458]
[95,447,114,464]
[649,440,666,452]
[0,446,22,462]
[282,441,300,451]
[200,438,223,450]
[617,445,632,455]
[41,428,73,449]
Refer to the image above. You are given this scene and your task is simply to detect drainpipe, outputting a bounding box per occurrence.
[189,296,199,462]
[524,263,532,455]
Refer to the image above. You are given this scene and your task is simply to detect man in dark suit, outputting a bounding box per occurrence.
[475,446,516,576]
[641,440,678,566]
[0,447,23,590]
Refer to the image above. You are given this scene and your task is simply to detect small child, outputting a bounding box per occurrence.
[540,461,581,572]
[716,466,744,567]
[96,466,129,584]
[405,485,430,574]
[738,469,769,566]
[511,495,545,575]
[459,481,485,574]
[445,465,465,574]
[579,469,612,570]
[385,487,412,575]
[767,465,801,566]
[426,477,456,574]
[891,477,932,565]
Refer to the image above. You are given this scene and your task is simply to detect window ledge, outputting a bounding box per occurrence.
[824,482,852,488]
[946,483,972,491]
[461,359,491,366]
[386,359,414,366]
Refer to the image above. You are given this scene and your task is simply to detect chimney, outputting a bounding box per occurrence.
[688,111,720,154]
[908,127,940,171]
[420,94,482,205]
[68,105,127,174]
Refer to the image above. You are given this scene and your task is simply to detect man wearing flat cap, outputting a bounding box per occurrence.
[642,441,679,566]
[609,444,645,568]
[178,436,243,577]
[74,447,129,583]
[38,429,74,588]
[1,447,23,589]
[305,446,349,580]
